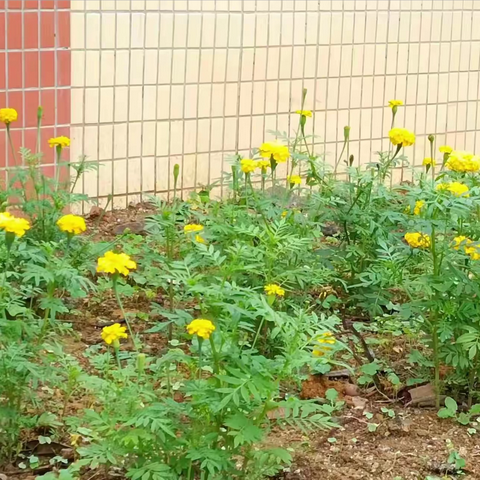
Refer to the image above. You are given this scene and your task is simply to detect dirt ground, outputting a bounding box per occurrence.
[274,409,480,480]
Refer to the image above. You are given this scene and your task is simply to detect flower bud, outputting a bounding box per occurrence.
[428,134,435,144]
[173,164,180,187]
[136,353,146,373]
[344,126,350,141]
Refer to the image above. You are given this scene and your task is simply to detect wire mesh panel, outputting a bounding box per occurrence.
[63,0,480,208]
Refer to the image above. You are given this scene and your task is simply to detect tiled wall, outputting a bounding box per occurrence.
[69,0,480,208]
[0,0,70,178]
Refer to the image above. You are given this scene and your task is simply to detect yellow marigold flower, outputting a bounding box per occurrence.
[281,210,288,218]
[184,224,204,233]
[255,159,271,170]
[195,234,206,244]
[388,100,403,108]
[389,128,416,147]
[404,232,431,249]
[48,136,70,148]
[186,319,216,340]
[439,145,453,154]
[469,251,480,261]
[453,236,470,250]
[259,142,290,163]
[287,175,302,185]
[313,347,333,357]
[413,200,425,216]
[97,251,137,276]
[264,283,285,297]
[0,212,30,237]
[240,158,257,174]
[452,236,480,260]
[436,181,470,197]
[422,157,435,167]
[0,108,18,125]
[445,150,480,173]
[317,332,336,345]
[295,110,312,117]
[56,214,87,235]
[101,323,128,345]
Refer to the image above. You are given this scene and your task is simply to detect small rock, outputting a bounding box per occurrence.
[88,205,104,218]
[344,383,360,397]
[112,221,147,235]
[60,448,74,460]
[321,222,342,237]
[345,395,367,409]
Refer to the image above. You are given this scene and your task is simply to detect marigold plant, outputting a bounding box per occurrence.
[0,108,18,124]
[186,319,216,340]
[436,181,470,197]
[404,232,431,249]
[48,136,71,149]
[389,127,416,147]
[97,251,137,276]
[259,142,290,163]
[0,212,30,238]
[264,284,285,297]
[57,214,87,235]
[101,323,128,345]
[184,224,204,233]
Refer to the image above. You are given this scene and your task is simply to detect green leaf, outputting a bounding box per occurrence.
[360,362,380,376]
[444,397,458,413]
[457,412,471,426]
[437,407,455,419]
[367,423,378,432]
[469,404,480,415]
[325,388,338,403]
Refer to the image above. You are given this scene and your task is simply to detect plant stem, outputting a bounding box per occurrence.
[430,224,441,408]
[432,323,440,409]
[6,124,17,165]
[209,336,219,374]
[114,346,122,370]
[197,339,203,379]
[251,317,265,352]
[0,245,11,320]
[112,276,138,352]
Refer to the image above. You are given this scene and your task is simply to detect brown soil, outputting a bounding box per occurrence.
[276,407,480,479]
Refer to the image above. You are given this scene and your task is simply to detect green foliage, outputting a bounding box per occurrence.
[5,100,480,479]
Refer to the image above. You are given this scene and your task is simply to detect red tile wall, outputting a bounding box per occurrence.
[0,0,71,170]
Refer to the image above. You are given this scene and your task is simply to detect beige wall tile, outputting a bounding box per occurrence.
[116,13,131,49]
[71,12,85,49]
[98,125,113,161]
[143,85,157,120]
[71,51,85,87]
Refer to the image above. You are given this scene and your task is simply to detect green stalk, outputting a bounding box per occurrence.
[36,107,43,154]
[112,275,138,352]
[114,344,122,370]
[0,239,12,320]
[54,145,62,193]
[6,124,16,165]
[209,336,219,374]
[251,317,265,352]
[197,338,203,379]
[430,224,441,408]
[244,174,248,208]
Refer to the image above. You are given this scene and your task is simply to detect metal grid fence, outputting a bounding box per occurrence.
[67,1,480,208]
